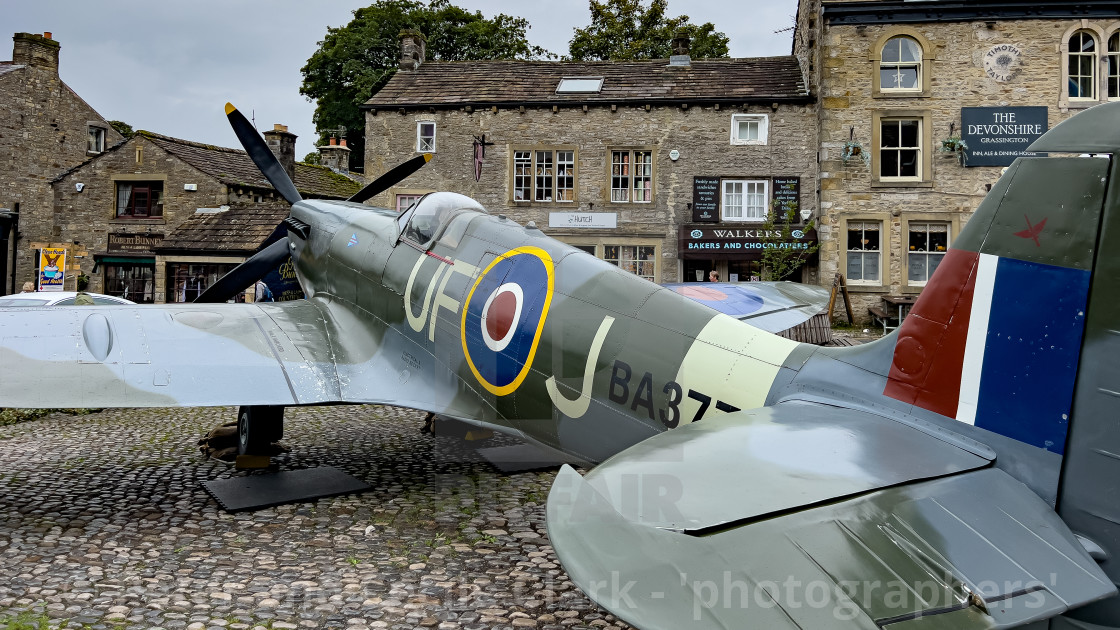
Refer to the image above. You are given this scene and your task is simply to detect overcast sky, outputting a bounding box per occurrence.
[8,1,799,159]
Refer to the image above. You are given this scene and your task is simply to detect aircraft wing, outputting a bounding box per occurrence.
[663,281,829,333]
[0,299,477,416]
[546,400,1115,629]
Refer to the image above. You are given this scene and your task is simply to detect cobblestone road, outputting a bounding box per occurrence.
[0,406,631,630]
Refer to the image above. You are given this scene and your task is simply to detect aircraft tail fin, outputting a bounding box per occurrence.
[880,145,1108,456]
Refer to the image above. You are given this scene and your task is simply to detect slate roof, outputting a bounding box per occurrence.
[364,56,809,110]
[156,205,289,254]
[139,132,362,199]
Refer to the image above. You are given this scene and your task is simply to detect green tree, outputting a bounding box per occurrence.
[302,151,321,166]
[759,204,820,281]
[568,0,729,61]
[107,120,134,138]
[300,0,551,172]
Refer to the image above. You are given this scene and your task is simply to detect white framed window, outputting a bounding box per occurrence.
[610,149,653,203]
[1069,30,1098,100]
[880,36,922,91]
[879,118,922,180]
[395,194,424,213]
[512,148,575,203]
[88,126,106,154]
[416,121,436,152]
[907,222,949,285]
[846,221,882,284]
[604,244,656,282]
[730,114,768,145]
[721,179,767,222]
[1108,32,1119,99]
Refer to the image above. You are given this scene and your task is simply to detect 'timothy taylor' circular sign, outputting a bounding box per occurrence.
[984,44,1022,82]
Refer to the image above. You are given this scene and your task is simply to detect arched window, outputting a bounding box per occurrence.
[1108,32,1120,99]
[880,36,922,91]
[1069,30,1098,100]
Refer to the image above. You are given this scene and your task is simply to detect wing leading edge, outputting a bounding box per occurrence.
[0,299,468,413]
[546,401,1114,629]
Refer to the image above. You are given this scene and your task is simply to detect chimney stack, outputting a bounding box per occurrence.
[12,32,60,73]
[669,31,691,67]
[318,136,351,175]
[398,29,426,71]
[262,124,297,184]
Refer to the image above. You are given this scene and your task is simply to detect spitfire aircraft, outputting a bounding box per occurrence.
[3,101,1120,629]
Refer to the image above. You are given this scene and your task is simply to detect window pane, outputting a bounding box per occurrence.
[899,37,920,62]
[535,151,553,201]
[847,254,863,280]
[882,38,901,63]
[864,252,880,280]
[632,151,652,202]
[556,151,574,202]
[898,149,919,177]
[928,253,944,276]
[864,227,880,250]
[611,151,629,202]
[881,149,899,177]
[908,254,928,282]
[513,151,531,201]
[898,67,918,89]
[881,121,900,148]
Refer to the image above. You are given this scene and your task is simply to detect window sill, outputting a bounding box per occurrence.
[871,180,933,189]
[1066,99,1099,110]
[86,150,103,157]
[872,90,929,99]
[730,141,769,147]
[720,219,766,223]
[845,284,889,293]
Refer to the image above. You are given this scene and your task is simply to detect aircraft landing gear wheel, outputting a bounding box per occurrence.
[237,405,283,456]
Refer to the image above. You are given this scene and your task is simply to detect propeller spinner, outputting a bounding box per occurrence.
[194,103,432,304]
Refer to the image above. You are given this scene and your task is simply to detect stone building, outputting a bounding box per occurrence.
[49,129,360,303]
[794,0,1120,317]
[363,32,818,284]
[0,32,123,294]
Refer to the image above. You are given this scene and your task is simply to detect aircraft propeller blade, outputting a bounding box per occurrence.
[225,103,302,206]
[194,238,291,303]
[347,153,432,204]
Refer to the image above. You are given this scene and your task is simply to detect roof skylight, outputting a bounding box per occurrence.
[556,77,604,93]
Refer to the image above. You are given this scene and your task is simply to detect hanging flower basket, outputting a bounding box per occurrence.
[841,140,870,166]
[940,136,969,165]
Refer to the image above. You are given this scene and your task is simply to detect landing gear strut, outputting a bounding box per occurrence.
[237,405,284,456]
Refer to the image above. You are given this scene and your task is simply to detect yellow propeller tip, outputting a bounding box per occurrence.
[423,153,433,162]
[224,103,236,115]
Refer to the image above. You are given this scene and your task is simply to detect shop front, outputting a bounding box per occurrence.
[677,225,818,283]
[94,232,162,303]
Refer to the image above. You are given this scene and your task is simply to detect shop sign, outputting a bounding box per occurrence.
[38,247,66,291]
[692,176,720,222]
[961,106,1047,167]
[107,232,164,254]
[678,226,818,259]
[772,176,800,218]
[547,212,617,229]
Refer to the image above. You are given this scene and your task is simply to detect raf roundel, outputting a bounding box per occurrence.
[461,247,554,396]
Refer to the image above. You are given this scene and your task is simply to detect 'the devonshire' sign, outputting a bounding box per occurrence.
[961,106,1047,167]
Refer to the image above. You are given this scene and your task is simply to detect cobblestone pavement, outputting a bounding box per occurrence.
[0,406,632,630]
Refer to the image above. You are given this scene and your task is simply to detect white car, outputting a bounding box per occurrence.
[0,291,136,307]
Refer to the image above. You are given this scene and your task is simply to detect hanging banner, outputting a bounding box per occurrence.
[38,247,67,292]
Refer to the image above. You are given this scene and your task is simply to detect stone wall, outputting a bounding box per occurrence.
[51,136,229,298]
[800,3,1111,320]
[365,102,818,283]
[0,32,123,292]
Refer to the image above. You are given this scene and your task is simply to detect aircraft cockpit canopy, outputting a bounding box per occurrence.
[398,192,486,247]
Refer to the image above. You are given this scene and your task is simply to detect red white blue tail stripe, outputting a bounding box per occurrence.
[885,251,1090,454]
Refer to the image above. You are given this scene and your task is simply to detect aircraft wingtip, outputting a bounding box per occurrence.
[224,103,236,115]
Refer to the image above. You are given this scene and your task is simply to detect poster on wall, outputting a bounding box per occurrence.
[38,247,67,292]
[772,176,800,219]
[961,106,1047,167]
[692,176,720,222]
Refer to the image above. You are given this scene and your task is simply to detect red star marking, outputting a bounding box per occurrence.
[1014,215,1047,247]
